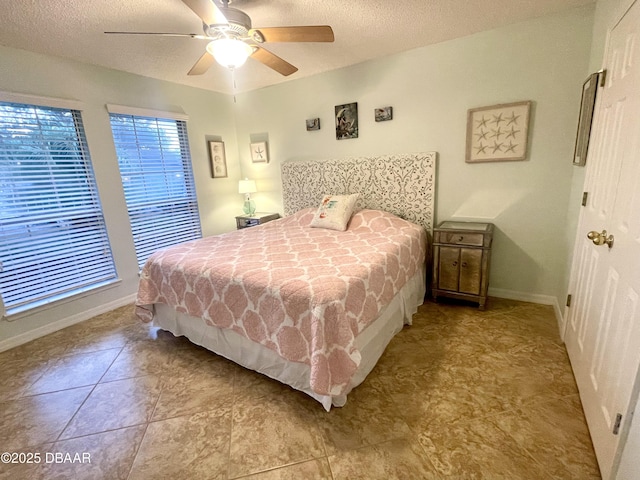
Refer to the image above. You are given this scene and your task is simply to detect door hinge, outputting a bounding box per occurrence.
[598,69,607,87]
[613,413,622,435]
[566,294,572,307]
[582,192,588,207]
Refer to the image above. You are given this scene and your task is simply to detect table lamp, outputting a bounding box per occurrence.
[238,178,257,216]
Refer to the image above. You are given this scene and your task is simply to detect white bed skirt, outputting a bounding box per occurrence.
[153,265,426,411]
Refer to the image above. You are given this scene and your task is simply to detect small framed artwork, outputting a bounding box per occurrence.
[335,102,358,140]
[250,141,269,163]
[375,106,393,122]
[306,118,321,131]
[466,101,532,163]
[573,71,602,166]
[208,141,227,178]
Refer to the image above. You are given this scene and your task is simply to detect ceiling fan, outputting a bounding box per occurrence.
[105,0,335,77]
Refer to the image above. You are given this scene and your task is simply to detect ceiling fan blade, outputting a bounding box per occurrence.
[105,31,208,39]
[251,47,298,76]
[249,26,334,43]
[188,51,215,75]
[182,0,228,25]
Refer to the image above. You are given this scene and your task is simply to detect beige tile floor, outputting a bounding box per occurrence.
[0,298,601,479]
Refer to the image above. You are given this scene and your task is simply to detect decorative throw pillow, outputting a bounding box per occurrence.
[310,193,359,231]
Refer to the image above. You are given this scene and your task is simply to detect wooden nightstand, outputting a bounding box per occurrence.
[432,221,494,310]
[235,212,280,230]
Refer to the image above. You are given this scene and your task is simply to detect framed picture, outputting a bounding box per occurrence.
[306,118,321,131]
[208,141,227,178]
[335,102,358,140]
[375,106,393,122]
[573,72,602,166]
[250,141,268,163]
[466,101,532,163]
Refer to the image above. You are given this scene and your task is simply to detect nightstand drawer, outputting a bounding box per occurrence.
[236,217,260,229]
[440,232,485,246]
[235,212,280,230]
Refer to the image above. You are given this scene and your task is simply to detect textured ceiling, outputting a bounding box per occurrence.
[0,0,594,95]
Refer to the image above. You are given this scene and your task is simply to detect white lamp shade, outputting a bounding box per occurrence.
[206,39,253,69]
[238,179,257,194]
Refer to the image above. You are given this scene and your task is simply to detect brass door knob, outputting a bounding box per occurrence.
[587,229,614,248]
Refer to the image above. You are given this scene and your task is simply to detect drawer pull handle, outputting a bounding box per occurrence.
[462,262,467,268]
[452,261,458,266]
[458,236,464,241]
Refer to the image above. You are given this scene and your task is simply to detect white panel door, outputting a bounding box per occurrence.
[565,1,640,478]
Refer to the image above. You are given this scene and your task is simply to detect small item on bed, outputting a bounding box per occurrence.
[309,193,359,231]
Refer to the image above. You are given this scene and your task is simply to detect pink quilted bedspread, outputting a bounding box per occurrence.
[136,208,426,396]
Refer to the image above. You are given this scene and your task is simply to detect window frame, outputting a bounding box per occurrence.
[107,105,202,270]
[0,92,118,319]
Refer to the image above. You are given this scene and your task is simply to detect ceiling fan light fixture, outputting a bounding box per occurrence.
[206,38,253,69]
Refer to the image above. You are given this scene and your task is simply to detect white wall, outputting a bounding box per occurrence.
[0,45,238,348]
[233,6,595,307]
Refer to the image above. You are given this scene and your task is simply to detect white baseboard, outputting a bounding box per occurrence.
[0,294,137,353]
[488,287,563,329]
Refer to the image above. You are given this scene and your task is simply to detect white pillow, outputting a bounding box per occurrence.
[310,194,359,231]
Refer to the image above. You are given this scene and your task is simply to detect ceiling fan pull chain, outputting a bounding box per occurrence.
[231,68,237,103]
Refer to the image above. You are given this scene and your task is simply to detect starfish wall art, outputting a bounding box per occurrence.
[466,101,532,163]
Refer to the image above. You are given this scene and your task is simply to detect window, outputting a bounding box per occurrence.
[109,111,201,269]
[0,101,117,316]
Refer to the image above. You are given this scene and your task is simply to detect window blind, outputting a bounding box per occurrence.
[0,102,117,315]
[109,113,201,269]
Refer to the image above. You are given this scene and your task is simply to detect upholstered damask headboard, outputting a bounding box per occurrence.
[281,152,437,233]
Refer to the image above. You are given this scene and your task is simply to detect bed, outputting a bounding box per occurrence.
[136,152,436,410]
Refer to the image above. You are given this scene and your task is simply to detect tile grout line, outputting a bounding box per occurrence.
[124,371,167,480]
[53,344,126,443]
[125,422,151,480]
